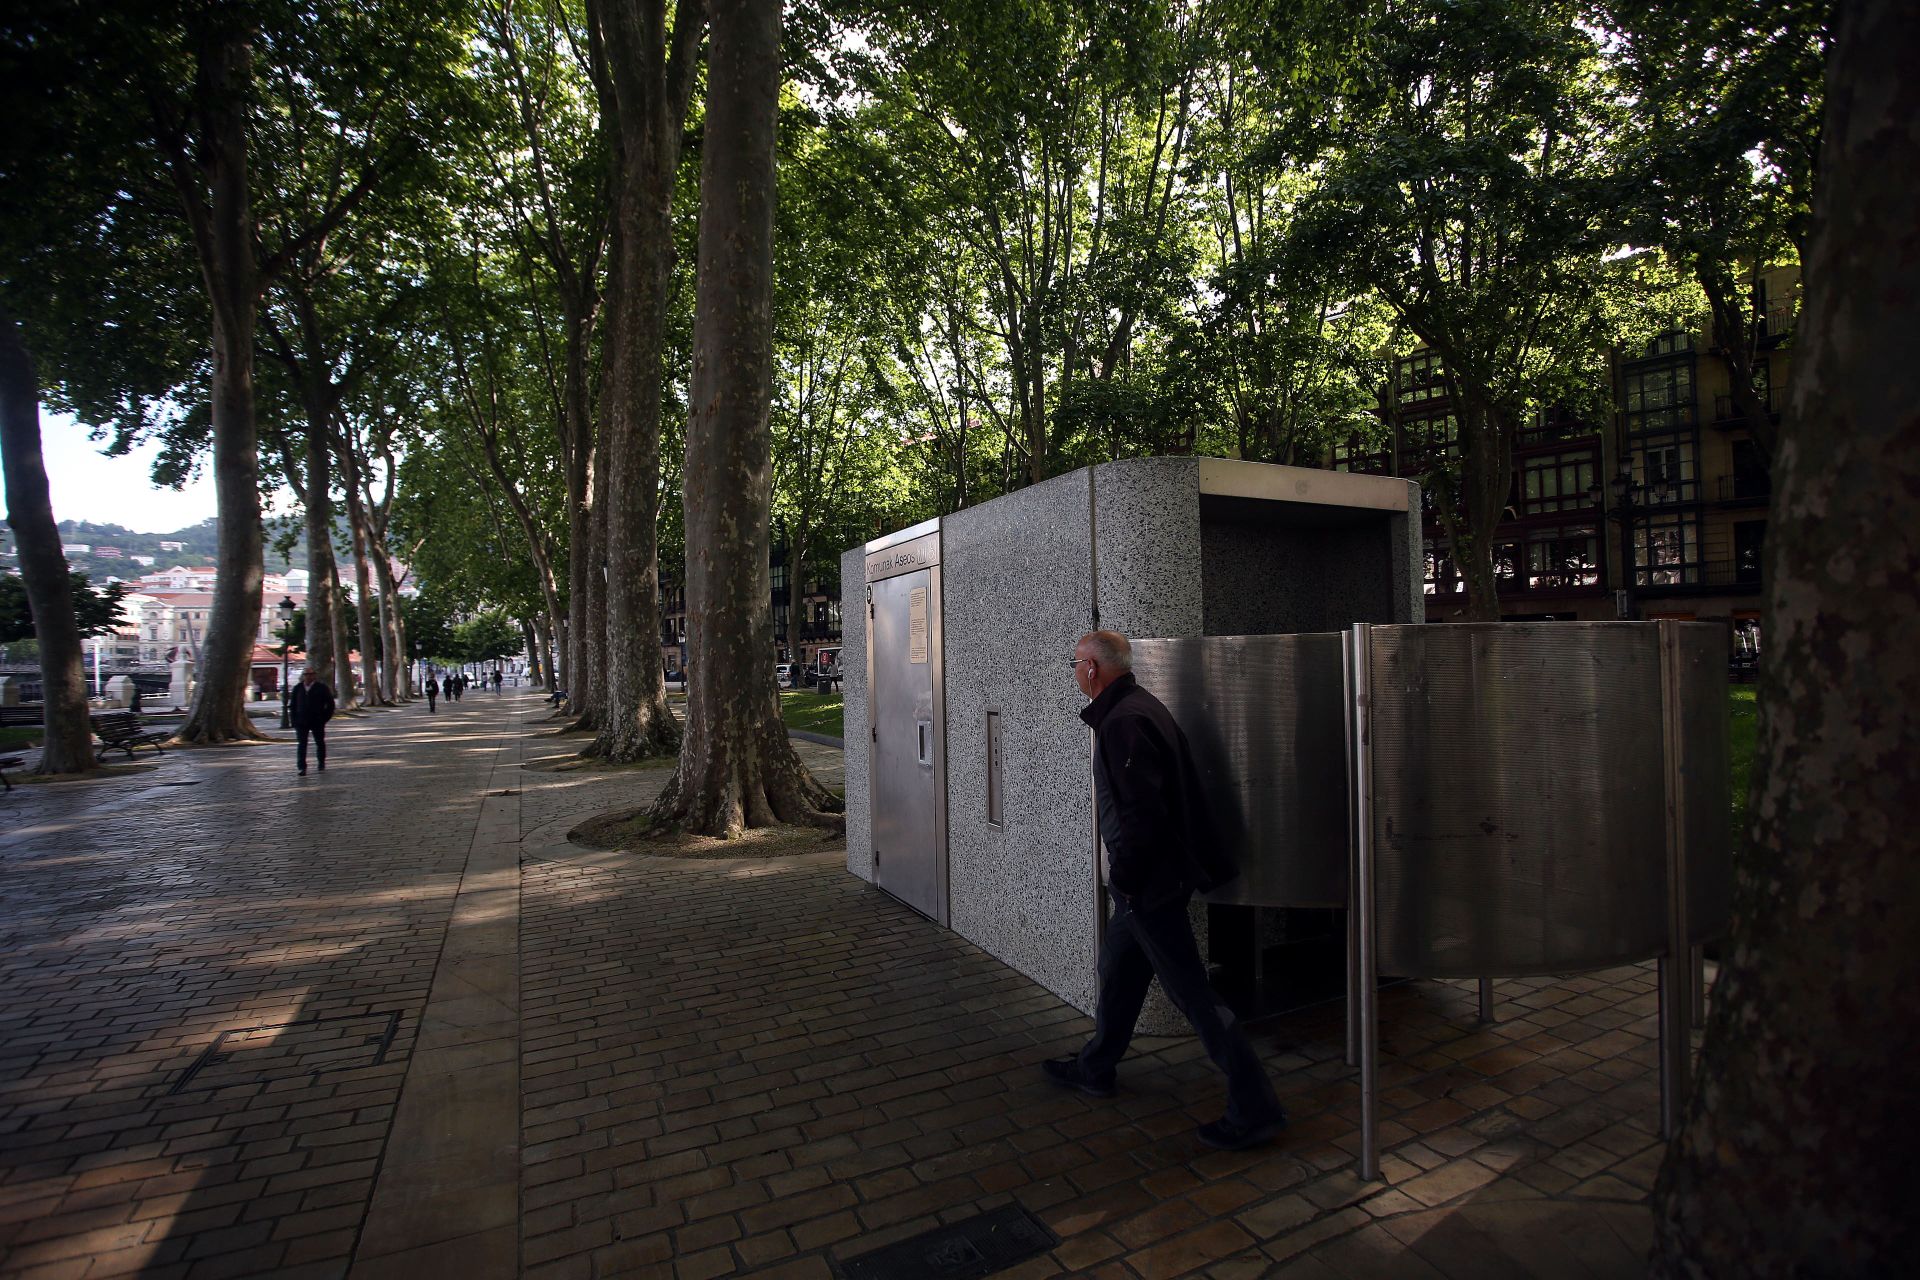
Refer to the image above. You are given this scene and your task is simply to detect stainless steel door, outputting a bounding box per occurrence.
[870,569,943,919]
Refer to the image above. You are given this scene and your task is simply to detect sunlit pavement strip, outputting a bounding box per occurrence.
[3,691,1677,1278]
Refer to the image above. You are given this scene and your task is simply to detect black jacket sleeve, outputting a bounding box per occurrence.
[1100,713,1178,897]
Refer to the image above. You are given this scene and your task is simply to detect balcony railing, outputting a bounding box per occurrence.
[1635,557,1762,590]
[1716,473,1772,503]
[1713,385,1778,425]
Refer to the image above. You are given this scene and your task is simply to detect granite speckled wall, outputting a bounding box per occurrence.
[1092,458,1205,636]
[941,472,1100,1014]
[840,545,872,882]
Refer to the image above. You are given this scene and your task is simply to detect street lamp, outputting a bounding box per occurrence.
[277,596,297,728]
[1607,464,1637,620]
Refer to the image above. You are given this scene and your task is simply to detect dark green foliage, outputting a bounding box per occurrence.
[0,572,128,643]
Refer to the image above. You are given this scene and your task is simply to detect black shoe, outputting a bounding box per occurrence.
[1041,1057,1116,1098]
[317,763,325,772]
[1197,1112,1287,1151]
[297,769,306,776]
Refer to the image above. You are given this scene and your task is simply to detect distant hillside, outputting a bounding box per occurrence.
[0,517,354,581]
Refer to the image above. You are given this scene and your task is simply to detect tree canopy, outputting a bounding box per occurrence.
[0,571,129,644]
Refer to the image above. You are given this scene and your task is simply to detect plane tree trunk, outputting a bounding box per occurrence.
[171,26,267,744]
[334,428,384,706]
[1651,0,1920,1270]
[574,453,609,731]
[0,308,94,774]
[650,0,839,836]
[372,552,405,701]
[298,412,339,691]
[584,0,702,762]
[327,562,356,709]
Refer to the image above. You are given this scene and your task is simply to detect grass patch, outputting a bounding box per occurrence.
[780,690,843,738]
[569,805,844,858]
[0,726,42,750]
[1729,683,1758,833]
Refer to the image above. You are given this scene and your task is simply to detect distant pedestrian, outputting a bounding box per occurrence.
[492,669,503,694]
[1041,630,1285,1151]
[449,675,461,702]
[425,676,439,712]
[288,667,336,776]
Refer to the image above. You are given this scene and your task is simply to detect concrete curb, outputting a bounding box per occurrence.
[787,728,844,749]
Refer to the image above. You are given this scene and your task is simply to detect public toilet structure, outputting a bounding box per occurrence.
[840,455,1730,1179]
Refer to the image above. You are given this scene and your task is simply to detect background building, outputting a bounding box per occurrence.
[1332,266,1793,670]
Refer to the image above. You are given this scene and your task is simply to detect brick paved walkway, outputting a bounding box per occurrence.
[3,691,1676,1278]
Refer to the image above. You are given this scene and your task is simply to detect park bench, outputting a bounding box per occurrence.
[0,706,44,727]
[90,711,169,762]
[545,686,568,706]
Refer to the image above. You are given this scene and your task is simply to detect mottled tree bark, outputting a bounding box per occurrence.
[574,448,609,732]
[520,618,541,686]
[651,0,839,835]
[584,0,702,762]
[1703,270,1780,467]
[535,612,558,691]
[1651,1,1920,1271]
[335,433,382,706]
[172,27,267,744]
[326,562,355,709]
[372,552,405,702]
[299,415,337,690]
[0,309,94,774]
[1429,388,1512,622]
[563,461,594,714]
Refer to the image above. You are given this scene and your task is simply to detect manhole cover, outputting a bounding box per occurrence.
[835,1204,1056,1280]
[167,1011,401,1096]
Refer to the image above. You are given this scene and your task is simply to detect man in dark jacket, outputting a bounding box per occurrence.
[424,675,439,712]
[287,667,336,776]
[1043,630,1285,1150]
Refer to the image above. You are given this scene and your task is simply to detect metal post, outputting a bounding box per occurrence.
[1350,623,1380,1181]
[1342,637,1360,1068]
[1478,978,1495,1024]
[1657,620,1692,1139]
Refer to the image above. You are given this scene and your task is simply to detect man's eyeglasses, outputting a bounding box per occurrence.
[1067,657,1090,669]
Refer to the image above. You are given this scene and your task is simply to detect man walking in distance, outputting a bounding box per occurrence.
[1043,630,1287,1150]
[288,666,336,776]
[424,674,438,712]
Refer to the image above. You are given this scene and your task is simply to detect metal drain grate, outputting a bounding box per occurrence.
[167,1011,401,1096]
[835,1204,1056,1280]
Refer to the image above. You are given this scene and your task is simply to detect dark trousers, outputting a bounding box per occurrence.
[296,725,326,772]
[426,694,437,711]
[1079,890,1281,1126]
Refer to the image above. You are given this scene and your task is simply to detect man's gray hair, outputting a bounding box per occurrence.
[1081,630,1133,672]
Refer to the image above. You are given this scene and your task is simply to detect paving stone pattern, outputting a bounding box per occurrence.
[5,691,1683,1278]
[0,698,522,1279]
